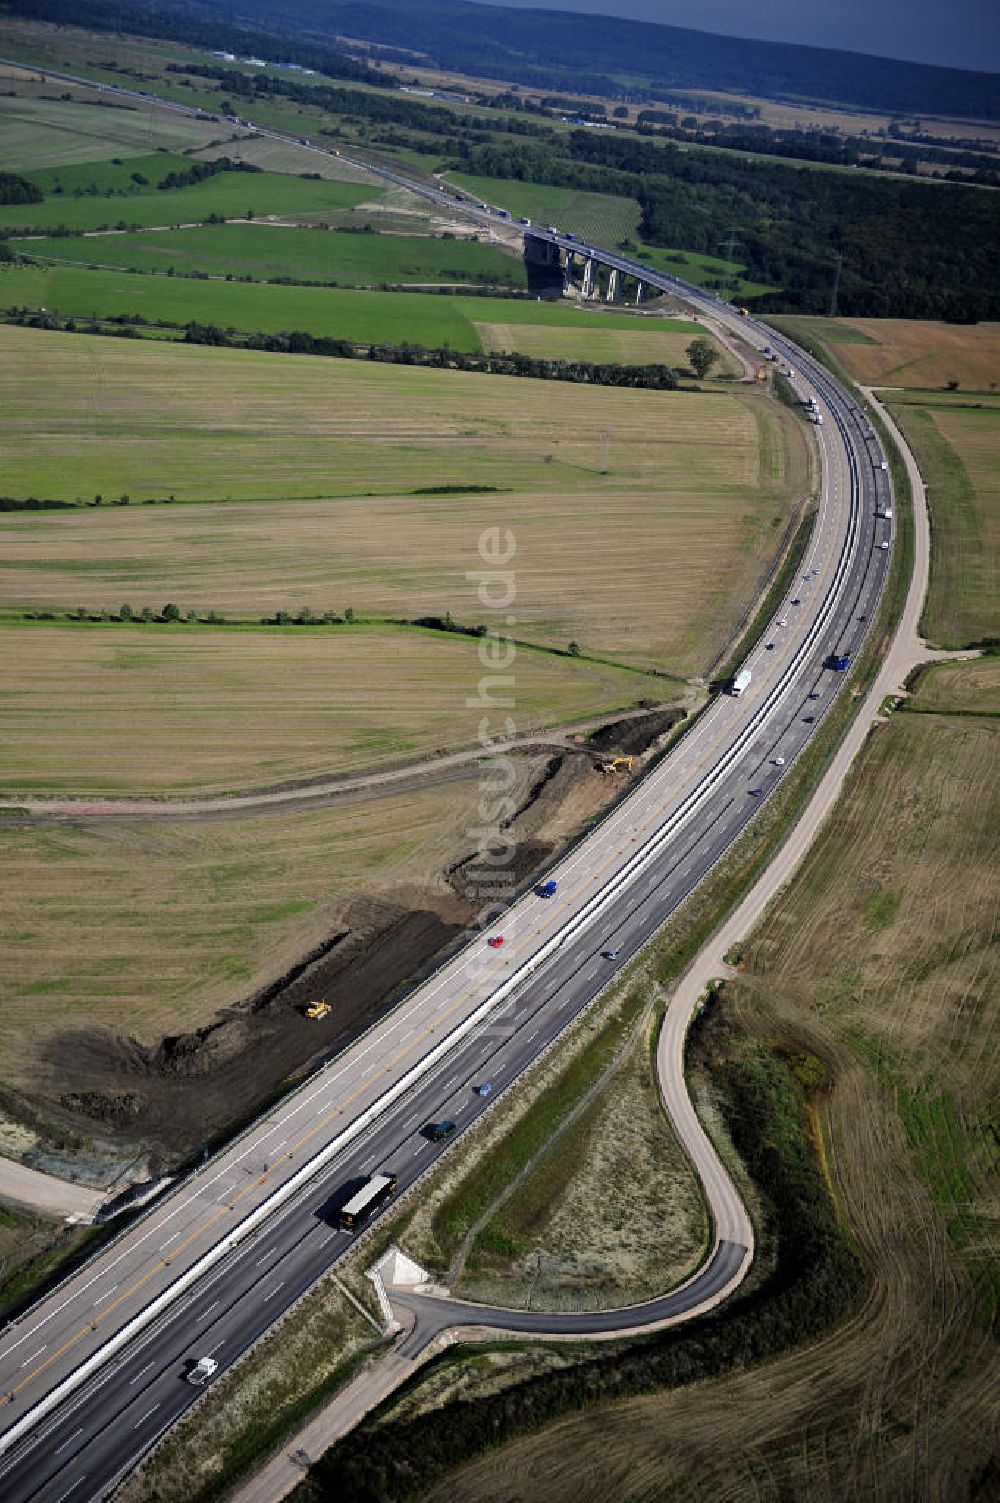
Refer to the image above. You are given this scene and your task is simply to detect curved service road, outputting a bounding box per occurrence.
[0,61,898,1503]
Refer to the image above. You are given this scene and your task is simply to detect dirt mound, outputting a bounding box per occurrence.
[37,749,623,1167]
[587,706,686,757]
[41,894,472,1163]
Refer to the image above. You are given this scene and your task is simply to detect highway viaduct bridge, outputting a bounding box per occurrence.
[524,226,665,304]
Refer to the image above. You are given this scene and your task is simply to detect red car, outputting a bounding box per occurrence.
[487,936,505,949]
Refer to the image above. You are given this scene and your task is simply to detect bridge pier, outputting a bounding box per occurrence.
[606,268,619,303]
[582,258,596,299]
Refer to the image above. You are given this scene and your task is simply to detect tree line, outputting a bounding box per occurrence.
[181,320,681,388]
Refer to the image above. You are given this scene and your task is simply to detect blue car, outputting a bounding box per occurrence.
[475,1083,493,1097]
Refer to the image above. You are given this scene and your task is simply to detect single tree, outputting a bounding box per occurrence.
[686,337,720,380]
[161,602,181,622]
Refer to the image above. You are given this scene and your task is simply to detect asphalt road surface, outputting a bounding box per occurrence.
[0,63,893,1503]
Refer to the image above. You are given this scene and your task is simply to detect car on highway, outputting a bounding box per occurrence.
[766,642,775,650]
[536,880,558,897]
[475,1082,493,1097]
[803,715,815,723]
[487,935,505,948]
[809,690,821,699]
[601,947,621,960]
[187,1356,218,1387]
[879,541,890,550]
[428,1119,457,1141]
[778,616,788,627]
[772,756,786,766]
[791,597,801,606]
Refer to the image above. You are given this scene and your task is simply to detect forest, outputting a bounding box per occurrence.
[452,135,1000,321]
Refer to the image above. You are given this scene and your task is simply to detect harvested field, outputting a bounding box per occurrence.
[0,326,807,674]
[907,655,1000,715]
[190,133,371,183]
[417,665,1000,1503]
[0,92,223,170]
[803,316,1000,392]
[886,393,1000,647]
[0,625,662,795]
[1,749,614,1160]
[474,319,734,372]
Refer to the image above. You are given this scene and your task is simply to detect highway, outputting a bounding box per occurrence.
[0,61,895,1503]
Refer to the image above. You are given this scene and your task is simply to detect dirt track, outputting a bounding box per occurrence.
[3,704,687,825]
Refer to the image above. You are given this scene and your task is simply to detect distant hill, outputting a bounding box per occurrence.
[194,0,1000,119]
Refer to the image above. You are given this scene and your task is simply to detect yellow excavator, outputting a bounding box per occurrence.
[602,755,634,775]
[306,1001,332,1020]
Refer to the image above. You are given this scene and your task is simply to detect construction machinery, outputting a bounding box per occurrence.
[306,1001,332,1020]
[602,755,634,775]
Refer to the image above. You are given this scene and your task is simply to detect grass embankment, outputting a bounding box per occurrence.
[0,1202,97,1320]
[115,1284,381,1503]
[0,325,805,676]
[0,625,666,795]
[22,223,528,288]
[450,1003,708,1310]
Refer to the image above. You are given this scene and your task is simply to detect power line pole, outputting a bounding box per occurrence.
[719,229,741,302]
[600,424,613,474]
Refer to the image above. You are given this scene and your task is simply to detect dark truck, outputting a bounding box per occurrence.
[536,880,558,897]
[828,651,851,671]
[338,1172,398,1232]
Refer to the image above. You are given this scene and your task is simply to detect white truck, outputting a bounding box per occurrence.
[187,1356,219,1386]
[731,668,752,697]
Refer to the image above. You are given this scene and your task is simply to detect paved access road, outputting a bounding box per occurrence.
[0,65,893,1503]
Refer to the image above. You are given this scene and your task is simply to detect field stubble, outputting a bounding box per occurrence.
[0,625,661,794]
[0,325,808,674]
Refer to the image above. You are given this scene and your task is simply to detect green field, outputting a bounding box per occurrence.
[23,150,206,196]
[0,263,740,352]
[22,223,528,288]
[886,392,1000,648]
[0,168,373,232]
[0,264,484,349]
